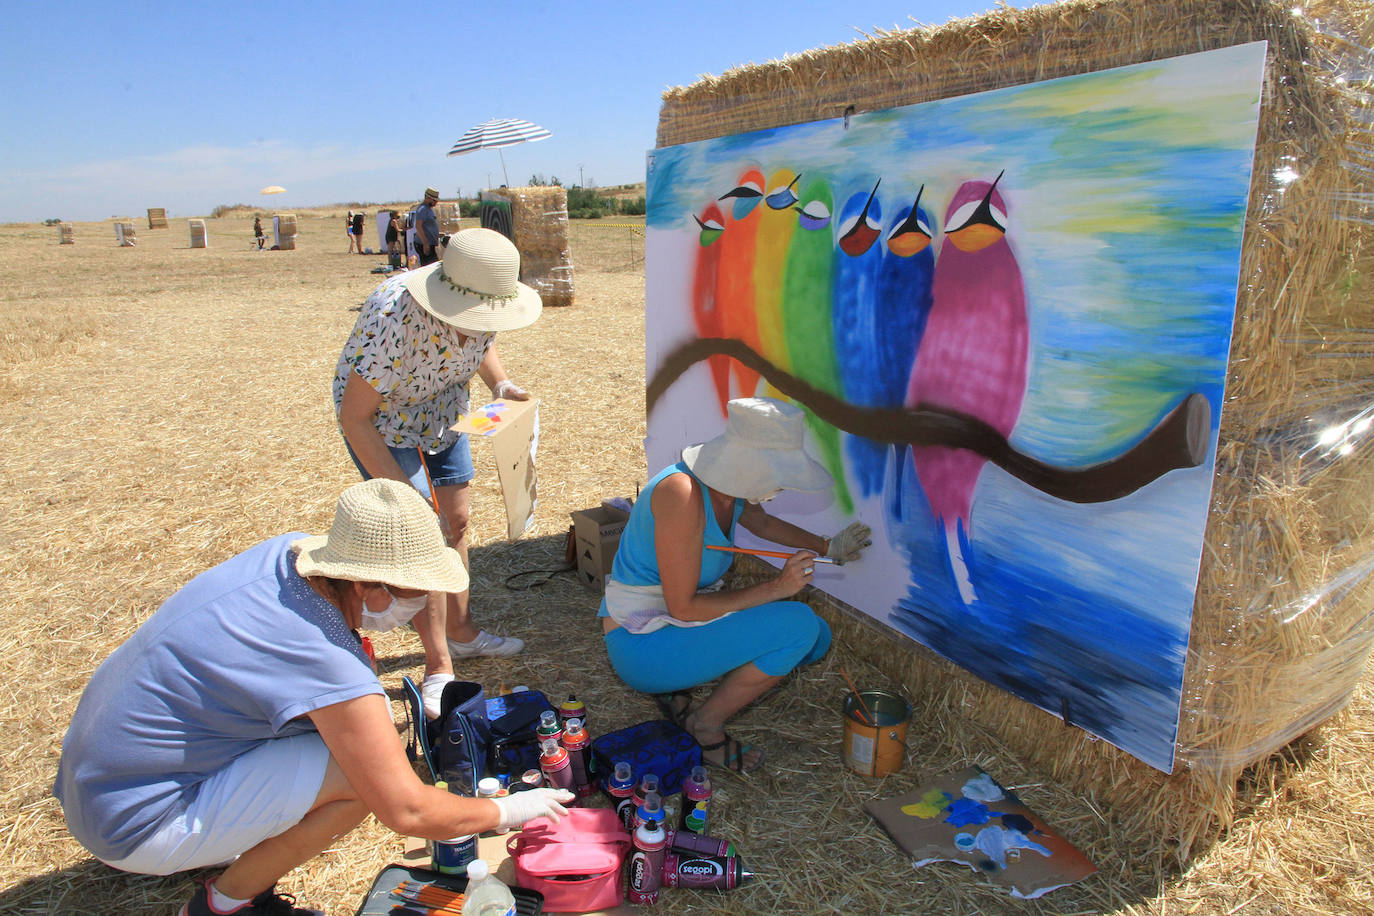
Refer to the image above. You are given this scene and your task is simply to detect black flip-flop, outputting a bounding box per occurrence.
[699,733,764,775]
[651,691,693,728]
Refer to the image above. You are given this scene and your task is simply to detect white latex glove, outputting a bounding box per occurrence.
[492,379,529,401]
[826,521,873,565]
[492,788,575,830]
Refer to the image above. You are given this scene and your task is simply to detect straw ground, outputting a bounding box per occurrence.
[0,212,1369,915]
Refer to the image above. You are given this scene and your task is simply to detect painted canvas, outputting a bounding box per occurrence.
[643,43,1267,772]
[865,766,1097,898]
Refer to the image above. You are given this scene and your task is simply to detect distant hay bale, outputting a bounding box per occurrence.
[113,221,136,247]
[658,0,1374,857]
[188,219,207,249]
[490,185,575,308]
[273,213,297,251]
[146,208,168,229]
[56,223,73,245]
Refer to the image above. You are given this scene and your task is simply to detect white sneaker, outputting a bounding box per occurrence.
[421,673,455,720]
[447,630,525,658]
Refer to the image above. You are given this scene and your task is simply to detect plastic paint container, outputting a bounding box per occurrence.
[841,689,911,777]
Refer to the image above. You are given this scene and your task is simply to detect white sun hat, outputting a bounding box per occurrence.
[293,479,469,593]
[681,397,833,500]
[401,227,542,332]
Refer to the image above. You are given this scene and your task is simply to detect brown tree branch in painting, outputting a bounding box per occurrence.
[646,337,1210,504]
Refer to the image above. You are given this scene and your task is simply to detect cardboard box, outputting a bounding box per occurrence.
[570,505,630,592]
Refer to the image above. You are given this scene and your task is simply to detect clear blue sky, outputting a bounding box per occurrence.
[0,1,1025,222]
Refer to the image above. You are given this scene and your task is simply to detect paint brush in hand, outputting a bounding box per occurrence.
[705,545,838,563]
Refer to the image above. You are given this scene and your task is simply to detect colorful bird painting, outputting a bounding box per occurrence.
[905,173,1027,604]
[715,168,766,399]
[691,201,730,414]
[753,168,802,377]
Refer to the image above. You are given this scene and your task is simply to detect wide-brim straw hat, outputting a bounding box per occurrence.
[682,397,833,500]
[293,479,469,593]
[401,227,542,332]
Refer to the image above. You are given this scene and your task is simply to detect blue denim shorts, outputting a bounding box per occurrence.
[345,435,474,499]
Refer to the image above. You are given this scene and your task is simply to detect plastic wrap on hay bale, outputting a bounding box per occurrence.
[488,185,575,308]
[56,222,73,245]
[436,202,462,234]
[659,0,1374,857]
[188,219,207,249]
[146,207,168,229]
[273,213,297,251]
[113,221,136,247]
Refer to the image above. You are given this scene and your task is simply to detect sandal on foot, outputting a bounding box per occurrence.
[651,691,693,728]
[699,733,765,775]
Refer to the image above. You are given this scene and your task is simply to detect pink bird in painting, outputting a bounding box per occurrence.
[905,172,1027,604]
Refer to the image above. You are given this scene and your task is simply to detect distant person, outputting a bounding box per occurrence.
[414,187,440,266]
[253,216,264,250]
[333,228,542,718]
[346,210,358,254]
[351,211,366,255]
[54,479,571,916]
[386,210,402,264]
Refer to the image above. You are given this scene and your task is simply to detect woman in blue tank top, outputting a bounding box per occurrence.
[600,398,872,773]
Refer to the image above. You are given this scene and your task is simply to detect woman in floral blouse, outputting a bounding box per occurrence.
[333,228,542,717]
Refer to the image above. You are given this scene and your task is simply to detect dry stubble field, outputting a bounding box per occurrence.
[0,211,1370,916]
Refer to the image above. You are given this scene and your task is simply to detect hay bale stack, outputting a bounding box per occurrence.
[146,207,168,229]
[435,202,462,234]
[659,0,1374,856]
[57,223,73,245]
[113,221,136,247]
[188,219,207,249]
[273,213,297,251]
[492,186,575,308]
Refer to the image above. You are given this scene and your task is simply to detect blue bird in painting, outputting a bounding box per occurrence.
[833,182,887,462]
[904,172,1027,605]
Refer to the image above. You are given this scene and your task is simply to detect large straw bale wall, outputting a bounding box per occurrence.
[113,221,136,246]
[435,202,462,234]
[146,207,168,229]
[188,219,207,249]
[661,0,1374,856]
[274,213,298,251]
[491,185,575,308]
[56,223,73,245]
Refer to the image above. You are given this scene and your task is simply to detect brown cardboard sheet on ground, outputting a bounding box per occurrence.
[864,766,1096,899]
[455,398,539,539]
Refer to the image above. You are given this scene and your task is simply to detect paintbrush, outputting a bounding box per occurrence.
[840,665,876,726]
[705,545,838,564]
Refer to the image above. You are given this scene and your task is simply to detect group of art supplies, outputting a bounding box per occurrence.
[415,685,751,912]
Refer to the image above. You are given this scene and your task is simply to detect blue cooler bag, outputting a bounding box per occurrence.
[590,719,701,796]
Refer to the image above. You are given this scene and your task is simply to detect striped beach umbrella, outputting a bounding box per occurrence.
[447,118,552,186]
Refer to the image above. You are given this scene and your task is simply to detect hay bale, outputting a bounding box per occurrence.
[490,186,575,308]
[435,202,462,234]
[56,222,73,245]
[188,219,207,249]
[146,207,168,229]
[273,213,297,250]
[113,221,136,247]
[657,0,1374,857]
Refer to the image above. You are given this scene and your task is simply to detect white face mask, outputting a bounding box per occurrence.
[360,585,429,632]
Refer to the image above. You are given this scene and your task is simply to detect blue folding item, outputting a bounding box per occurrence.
[401,677,489,794]
[485,689,556,781]
[590,719,702,796]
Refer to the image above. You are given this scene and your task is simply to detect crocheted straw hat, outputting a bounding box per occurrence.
[293,479,469,593]
[401,227,542,332]
[681,397,833,500]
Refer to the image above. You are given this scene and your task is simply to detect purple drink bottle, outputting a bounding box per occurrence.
[680,765,712,836]
[660,851,753,890]
[625,796,667,906]
[560,719,593,799]
[670,832,736,857]
[538,737,575,793]
[606,761,637,828]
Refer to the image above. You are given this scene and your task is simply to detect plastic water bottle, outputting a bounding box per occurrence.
[681,765,713,835]
[460,858,516,916]
[560,719,592,798]
[625,796,668,906]
[606,761,636,828]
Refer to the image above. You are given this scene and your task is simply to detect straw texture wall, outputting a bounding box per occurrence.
[146,207,168,229]
[188,219,207,249]
[56,222,73,245]
[435,202,462,234]
[493,185,575,308]
[658,0,1374,854]
[113,221,136,246]
[274,213,297,251]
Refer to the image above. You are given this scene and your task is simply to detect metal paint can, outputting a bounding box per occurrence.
[841,689,911,777]
[432,834,477,875]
